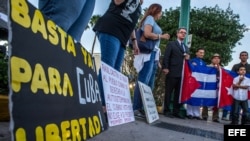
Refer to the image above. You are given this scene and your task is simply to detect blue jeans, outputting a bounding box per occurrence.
[97,33,125,106]
[133,51,156,110]
[39,0,95,42]
[148,60,158,90]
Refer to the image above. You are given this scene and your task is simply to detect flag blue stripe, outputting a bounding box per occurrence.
[185,64,218,106]
[186,97,217,106]
[197,81,217,90]
[189,63,217,74]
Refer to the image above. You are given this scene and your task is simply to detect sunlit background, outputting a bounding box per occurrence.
[27,0,250,70]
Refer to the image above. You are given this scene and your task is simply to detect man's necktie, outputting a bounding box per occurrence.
[181,42,186,53]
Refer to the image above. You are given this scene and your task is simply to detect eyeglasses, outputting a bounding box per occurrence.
[178,31,187,34]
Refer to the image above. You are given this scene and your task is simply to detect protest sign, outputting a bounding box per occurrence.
[9,0,108,140]
[101,62,135,127]
[138,81,159,123]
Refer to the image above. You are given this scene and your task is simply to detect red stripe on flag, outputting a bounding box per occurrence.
[218,69,234,108]
[180,60,200,103]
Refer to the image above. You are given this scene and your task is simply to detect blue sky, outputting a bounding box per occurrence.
[28,0,250,69]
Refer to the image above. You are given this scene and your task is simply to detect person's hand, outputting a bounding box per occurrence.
[184,54,190,60]
[158,62,162,69]
[162,68,169,75]
[238,75,244,85]
[233,84,239,90]
[239,75,244,81]
[132,40,140,55]
[214,64,221,70]
[161,33,170,40]
[133,46,140,55]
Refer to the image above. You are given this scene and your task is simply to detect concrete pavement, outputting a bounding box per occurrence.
[88,113,227,141]
[0,110,230,141]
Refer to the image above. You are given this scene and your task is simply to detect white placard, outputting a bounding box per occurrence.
[138,81,159,123]
[101,62,135,127]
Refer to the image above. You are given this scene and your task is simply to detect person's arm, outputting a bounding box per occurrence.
[130,30,140,55]
[142,16,160,40]
[191,59,197,66]
[233,76,249,89]
[114,0,125,5]
[143,24,159,40]
[162,42,172,74]
[238,77,250,89]
[237,85,249,89]
[143,24,170,40]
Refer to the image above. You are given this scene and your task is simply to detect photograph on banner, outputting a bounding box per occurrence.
[101,62,135,127]
[8,1,108,140]
[138,81,159,124]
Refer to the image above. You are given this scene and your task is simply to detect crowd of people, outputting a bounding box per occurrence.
[39,0,250,125]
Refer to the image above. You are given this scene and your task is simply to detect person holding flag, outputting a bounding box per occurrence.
[201,53,221,122]
[162,27,190,119]
[186,48,206,120]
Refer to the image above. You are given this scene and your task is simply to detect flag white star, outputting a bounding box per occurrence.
[226,85,233,95]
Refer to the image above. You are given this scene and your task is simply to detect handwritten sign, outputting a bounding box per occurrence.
[101,62,135,127]
[138,81,159,123]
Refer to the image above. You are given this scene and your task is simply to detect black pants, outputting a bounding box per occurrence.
[231,99,249,124]
[164,77,182,115]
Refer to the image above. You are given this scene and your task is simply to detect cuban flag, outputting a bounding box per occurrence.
[180,60,218,106]
[180,60,200,103]
[218,69,250,111]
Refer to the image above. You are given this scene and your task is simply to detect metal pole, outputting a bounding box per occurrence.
[179,0,191,116]
[179,0,190,45]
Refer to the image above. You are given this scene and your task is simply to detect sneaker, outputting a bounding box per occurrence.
[229,122,238,125]
[164,112,174,118]
[213,119,220,123]
[202,117,208,121]
[173,113,185,119]
[194,116,202,120]
[186,115,193,119]
[221,117,228,121]
[134,110,146,118]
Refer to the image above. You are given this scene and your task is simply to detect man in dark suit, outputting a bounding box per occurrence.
[162,27,190,119]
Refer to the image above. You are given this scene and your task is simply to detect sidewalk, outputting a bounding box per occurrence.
[0,110,229,141]
[88,113,228,141]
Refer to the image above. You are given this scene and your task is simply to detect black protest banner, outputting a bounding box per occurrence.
[9,0,108,140]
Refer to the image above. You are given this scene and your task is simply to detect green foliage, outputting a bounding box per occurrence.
[157,5,248,65]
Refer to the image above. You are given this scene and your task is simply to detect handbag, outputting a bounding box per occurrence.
[135,28,156,54]
[129,28,156,54]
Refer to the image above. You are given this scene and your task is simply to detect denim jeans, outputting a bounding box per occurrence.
[97,32,125,106]
[148,60,158,90]
[231,99,249,123]
[133,51,156,110]
[39,0,95,42]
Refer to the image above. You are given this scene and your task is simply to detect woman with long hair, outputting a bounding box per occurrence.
[133,3,170,117]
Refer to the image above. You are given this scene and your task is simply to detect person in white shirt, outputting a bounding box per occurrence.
[230,66,250,125]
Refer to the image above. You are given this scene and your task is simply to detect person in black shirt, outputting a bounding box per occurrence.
[93,0,142,115]
[232,51,250,74]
